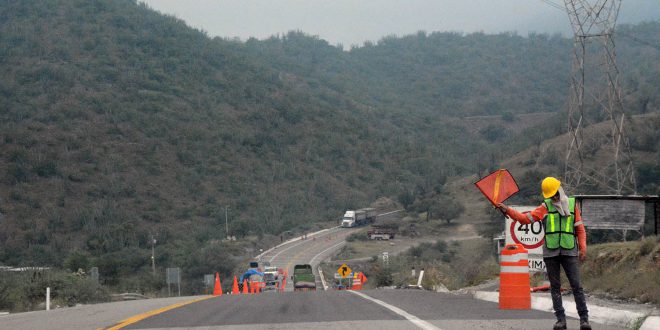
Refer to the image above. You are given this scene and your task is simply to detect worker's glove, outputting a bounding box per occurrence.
[579,250,587,262]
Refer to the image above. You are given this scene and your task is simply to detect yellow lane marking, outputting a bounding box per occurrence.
[103,295,216,330]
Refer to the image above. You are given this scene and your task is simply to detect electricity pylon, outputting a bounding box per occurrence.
[563,0,636,194]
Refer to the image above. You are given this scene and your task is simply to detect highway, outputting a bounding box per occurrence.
[0,211,626,330]
[259,225,359,291]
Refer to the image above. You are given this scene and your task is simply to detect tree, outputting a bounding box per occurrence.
[435,196,465,224]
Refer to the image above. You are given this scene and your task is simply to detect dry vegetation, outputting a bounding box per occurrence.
[582,237,659,305]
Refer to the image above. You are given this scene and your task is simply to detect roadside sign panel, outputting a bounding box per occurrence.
[166,267,181,284]
[337,264,352,278]
[334,272,353,279]
[504,206,545,272]
[203,274,214,287]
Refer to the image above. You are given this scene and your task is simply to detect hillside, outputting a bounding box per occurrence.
[0,0,659,291]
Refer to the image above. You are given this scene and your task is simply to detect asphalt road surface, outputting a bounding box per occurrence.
[121,290,623,330]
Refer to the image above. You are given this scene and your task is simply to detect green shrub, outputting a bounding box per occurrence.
[5,165,29,184]
[638,237,655,256]
[33,160,58,177]
[346,232,368,242]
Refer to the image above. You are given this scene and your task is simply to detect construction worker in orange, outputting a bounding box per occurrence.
[498,177,590,330]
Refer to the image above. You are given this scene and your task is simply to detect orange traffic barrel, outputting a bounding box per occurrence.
[499,244,530,309]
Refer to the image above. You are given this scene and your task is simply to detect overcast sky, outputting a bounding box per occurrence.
[140,0,660,47]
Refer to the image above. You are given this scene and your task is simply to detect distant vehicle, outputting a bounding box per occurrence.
[292,264,316,291]
[341,208,377,228]
[367,226,396,240]
[263,266,280,287]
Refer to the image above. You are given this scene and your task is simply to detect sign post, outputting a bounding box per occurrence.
[504,206,545,272]
[166,267,181,296]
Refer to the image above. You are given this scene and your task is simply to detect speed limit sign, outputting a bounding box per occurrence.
[504,205,546,272]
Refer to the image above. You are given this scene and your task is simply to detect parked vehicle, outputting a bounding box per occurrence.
[292,264,316,291]
[341,208,377,228]
[367,226,396,240]
[263,266,280,286]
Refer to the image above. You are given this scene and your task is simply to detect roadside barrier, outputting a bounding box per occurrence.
[213,272,222,296]
[499,244,530,309]
[530,283,551,292]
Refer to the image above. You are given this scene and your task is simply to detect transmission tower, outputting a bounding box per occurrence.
[563,0,636,194]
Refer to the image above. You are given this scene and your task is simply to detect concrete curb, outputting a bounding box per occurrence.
[473,291,648,328]
[640,316,660,330]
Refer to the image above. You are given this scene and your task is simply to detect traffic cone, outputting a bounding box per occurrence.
[232,276,239,295]
[242,279,249,294]
[213,272,222,296]
[250,280,255,294]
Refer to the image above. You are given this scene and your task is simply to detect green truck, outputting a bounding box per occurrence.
[292,264,316,291]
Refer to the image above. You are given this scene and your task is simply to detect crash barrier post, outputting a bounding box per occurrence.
[499,244,530,309]
[213,272,222,296]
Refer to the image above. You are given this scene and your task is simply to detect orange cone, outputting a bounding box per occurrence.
[232,276,239,295]
[213,272,222,296]
[242,279,249,294]
[250,280,255,294]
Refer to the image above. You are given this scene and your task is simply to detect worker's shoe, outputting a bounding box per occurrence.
[552,319,567,330]
[579,319,592,330]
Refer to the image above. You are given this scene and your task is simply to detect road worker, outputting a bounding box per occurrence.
[498,177,590,330]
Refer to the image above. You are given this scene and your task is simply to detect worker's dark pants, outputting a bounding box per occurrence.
[544,255,588,321]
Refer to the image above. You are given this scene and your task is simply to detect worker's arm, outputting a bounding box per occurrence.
[574,202,587,261]
[498,203,547,224]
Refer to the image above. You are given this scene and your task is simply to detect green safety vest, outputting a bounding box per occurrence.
[543,197,576,250]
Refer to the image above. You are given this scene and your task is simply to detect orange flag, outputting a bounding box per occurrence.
[474,169,519,207]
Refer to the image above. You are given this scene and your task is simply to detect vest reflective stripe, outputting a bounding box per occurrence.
[501,253,529,263]
[500,266,528,273]
[543,197,576,250]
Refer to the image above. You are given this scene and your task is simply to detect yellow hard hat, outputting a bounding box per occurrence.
[541,177,561,198]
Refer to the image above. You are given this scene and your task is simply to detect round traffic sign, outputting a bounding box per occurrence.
[509,219,544,250]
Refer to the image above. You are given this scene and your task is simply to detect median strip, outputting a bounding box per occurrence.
[102,295,216,330]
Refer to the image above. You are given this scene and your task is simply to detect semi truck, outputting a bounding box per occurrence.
[341,208,377,228]
[292,264,316,291]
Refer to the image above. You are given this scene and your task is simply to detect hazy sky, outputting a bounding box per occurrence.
[140,0,660,47]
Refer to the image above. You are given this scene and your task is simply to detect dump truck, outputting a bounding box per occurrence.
[367,226,396,240]
[341,208,377,228]
[292,264,316,291]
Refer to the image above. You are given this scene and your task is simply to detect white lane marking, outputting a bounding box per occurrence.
[348,290,441,330]
[309,241,345,265]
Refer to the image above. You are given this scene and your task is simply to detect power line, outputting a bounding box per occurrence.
[539,0,567,13]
